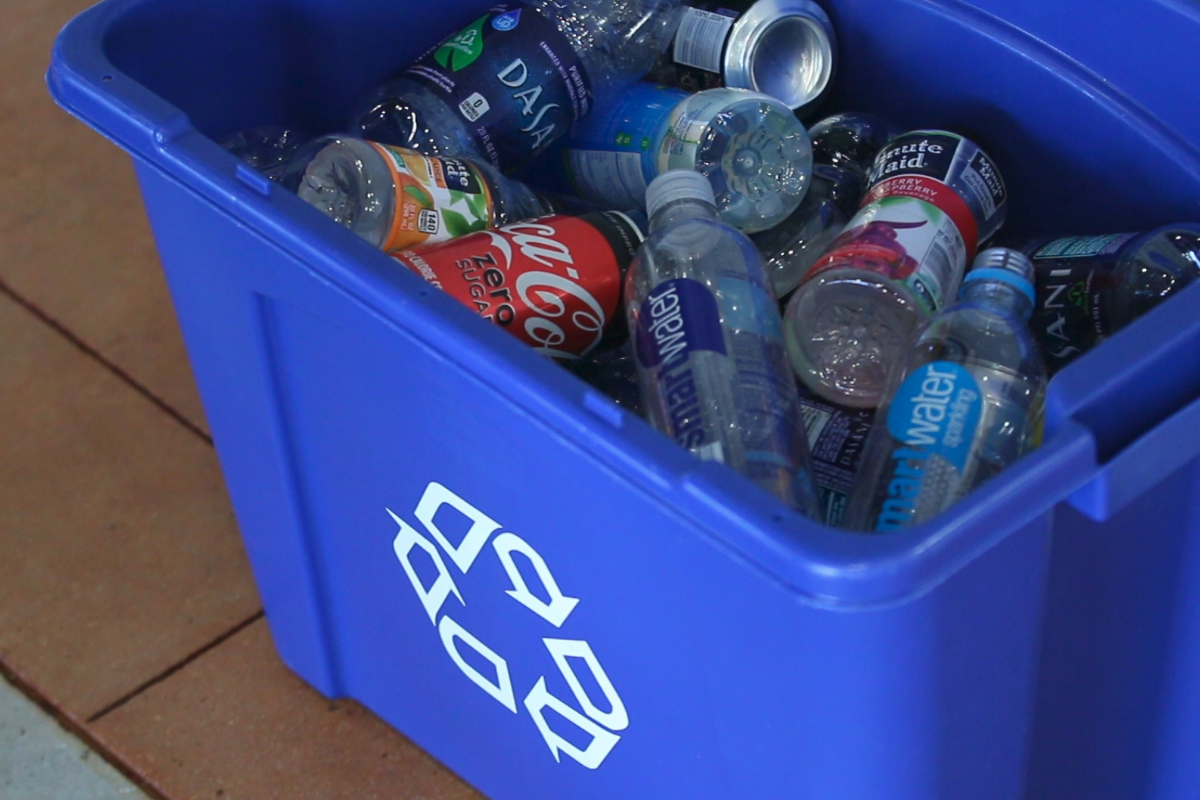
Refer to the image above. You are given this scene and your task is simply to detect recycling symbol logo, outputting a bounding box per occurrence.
[388,481,629,769]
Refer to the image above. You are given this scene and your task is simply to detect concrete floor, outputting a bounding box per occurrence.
[0,675,148,800]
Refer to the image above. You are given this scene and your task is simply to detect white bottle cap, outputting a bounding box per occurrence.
[646,170,716,220]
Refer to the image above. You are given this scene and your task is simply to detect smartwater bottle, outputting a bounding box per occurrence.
[845,248,1046,532]
[625,170,818,513]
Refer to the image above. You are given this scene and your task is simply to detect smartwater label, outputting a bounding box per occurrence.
[634,278,727,452]
[404,3,592,171]
[874,361,982,531]
[635,278,727,368]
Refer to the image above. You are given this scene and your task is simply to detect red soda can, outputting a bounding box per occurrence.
[390,211,646,360]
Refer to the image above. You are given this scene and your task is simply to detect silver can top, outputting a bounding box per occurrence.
[724,0,836,113]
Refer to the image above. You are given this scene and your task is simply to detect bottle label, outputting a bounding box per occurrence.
[556,84,687,208]
[804,195,968,313]
[873,361,983,531]
[403,3,593,171]
[672,7,737,74]
[393,213,642,359]
[658,87,756,172]
[372,143,494,251]
[797,389,875,527]
[644,0,753,93]
[633,277,728,455]
[802,133,1001,312]
[1027,233,1137,371]
[1032,233,1134,260]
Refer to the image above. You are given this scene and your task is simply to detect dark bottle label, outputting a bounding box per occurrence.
[1025,233,1136,373]
[796,387,875,527]
[392,213,641,359]
[644,0,753,92]
[404,3,593,173]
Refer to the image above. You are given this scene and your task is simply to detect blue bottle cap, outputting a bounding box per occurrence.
[961,247,1036,307]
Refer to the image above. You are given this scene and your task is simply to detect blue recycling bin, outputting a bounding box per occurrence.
[47,0,1200,798]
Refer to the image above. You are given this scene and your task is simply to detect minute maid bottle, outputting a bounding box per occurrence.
[351,0,683,174]
[844,248,1047,532]
[544,83,812,232]
[784,130,1008,408]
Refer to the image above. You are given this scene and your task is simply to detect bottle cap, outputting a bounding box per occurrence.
[646,170,716,220]
[961,247,1036,306]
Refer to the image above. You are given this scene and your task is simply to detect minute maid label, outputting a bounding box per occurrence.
[873,361,982,531]
[371,144,494,251]
[404,3,593,172]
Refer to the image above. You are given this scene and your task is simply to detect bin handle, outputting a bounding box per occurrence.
[1068,388,1200,522]
[1046,281,1200,521]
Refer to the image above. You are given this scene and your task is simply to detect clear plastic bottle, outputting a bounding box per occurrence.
[625,170,818,513]
[783,130,1008,408]
[351,0,684,173]
[752,112,902,297]
[280,136,552,250]
[547,83,812,232]
[1008,223,1200,374]
[219,126,313,182]
[844,248,1046,532]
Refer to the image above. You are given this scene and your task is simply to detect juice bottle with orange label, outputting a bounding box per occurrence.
[281,135,553,250]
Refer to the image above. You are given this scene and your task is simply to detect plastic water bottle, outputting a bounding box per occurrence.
[280,136,552,250]
[546,83,812,232]
[1008,223,1200,374]
[752,112,901,297]
[844,248,1046,532]
[219,126,313,182]
[351,0,684,174]
[783,130,1008,407]
[626,170,818,513]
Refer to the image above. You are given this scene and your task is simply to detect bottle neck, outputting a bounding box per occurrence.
[960,279,1033,319]
[649,197,720,232]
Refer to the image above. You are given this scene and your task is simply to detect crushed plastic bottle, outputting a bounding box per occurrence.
[280,136,552,250]
[350,0,684,173]
[845,248,1046,532]
[625,170,818,513]
[752,112,902,297]
[219,126,313,182]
